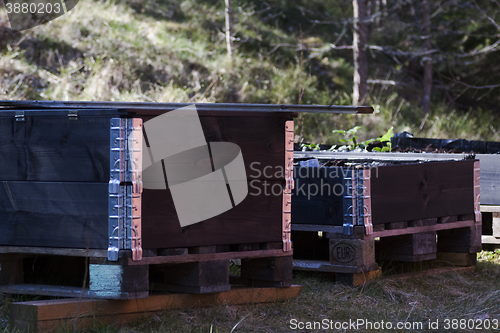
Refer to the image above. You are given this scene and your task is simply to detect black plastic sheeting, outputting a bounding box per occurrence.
[391,132,500,154]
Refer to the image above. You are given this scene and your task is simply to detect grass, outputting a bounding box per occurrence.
[1,252,500,332]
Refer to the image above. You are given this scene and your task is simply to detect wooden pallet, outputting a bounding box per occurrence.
[9,285,302,333]
[292,215,481,286]
[0,243,292,299]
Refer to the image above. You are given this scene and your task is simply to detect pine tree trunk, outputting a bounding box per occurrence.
[225,0,233,61]
[353,0,368,105]
[421,0,432,115]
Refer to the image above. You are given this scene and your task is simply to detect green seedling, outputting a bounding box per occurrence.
[364,127,393,152]
[300,143,321,151]
[332,125,362,151]
[330,126,393,152]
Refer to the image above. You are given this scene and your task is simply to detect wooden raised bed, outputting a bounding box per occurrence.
[292,151,481,285]
[0,100,371,299]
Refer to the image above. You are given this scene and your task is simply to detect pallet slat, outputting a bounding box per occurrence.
[127,249,290,265]
[369,220,476,239]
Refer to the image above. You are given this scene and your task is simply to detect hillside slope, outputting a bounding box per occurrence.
[1,0,499,143]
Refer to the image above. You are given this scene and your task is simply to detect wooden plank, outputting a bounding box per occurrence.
[481,235,500,244]
[10,285,302,333]
[476,155,500,206]
[293,259,382,286]
[0,182,108,249]
[0,99,367,114]
[371,160,475,225]
[368,220,476,239]
[0,284,144,300]
[291,224,343,233]
[293,259,339,272]
[141,181,283,249]
[0,284,98,298]
[127,249,291,266]
[294,151,470,161]
[0,116,112,182]
[295,262,474,284]
[0,246,107,257]
[481,205,500,213]
[292,259,379,274]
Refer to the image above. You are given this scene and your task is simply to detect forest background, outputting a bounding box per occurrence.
[1,0,500,144]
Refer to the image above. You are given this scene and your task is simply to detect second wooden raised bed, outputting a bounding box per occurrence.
[292,152,481,285]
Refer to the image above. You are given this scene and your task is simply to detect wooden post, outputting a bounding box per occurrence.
[160,260,230,293]
[379,232,437,262]
[329,238,378,273]
[241,256,293,287]
[0,254,24,285]
[437,225,482,254]
[89,257,149,300]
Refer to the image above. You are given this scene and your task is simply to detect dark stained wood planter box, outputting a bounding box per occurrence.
[0,103,299,253]
[291,152,482,283]
[0,100,371,298]
[292,159,479,229]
